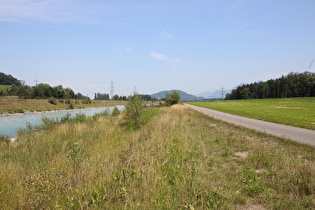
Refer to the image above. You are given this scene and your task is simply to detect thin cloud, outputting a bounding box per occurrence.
[161,30,174,39]
[0,0,107,24]
[150,52,186,67]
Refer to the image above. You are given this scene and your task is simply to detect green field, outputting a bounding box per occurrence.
[187,97,315,130]
[0,85,11,92]
[1,105,314,209]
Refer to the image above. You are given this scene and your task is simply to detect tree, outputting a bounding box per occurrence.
[165,91,180,105]
[112,94,120,101]
[124,91,143,128]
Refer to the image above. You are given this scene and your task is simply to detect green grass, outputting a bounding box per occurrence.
[0,85,11,92]
[187,97,315,130]
[0,105,314,209]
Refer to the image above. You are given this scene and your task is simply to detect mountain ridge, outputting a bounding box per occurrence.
[151,90,204,101]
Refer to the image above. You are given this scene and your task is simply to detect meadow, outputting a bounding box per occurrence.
[0,85,11,92]
[0,105,314,209]
[188,97,315,130]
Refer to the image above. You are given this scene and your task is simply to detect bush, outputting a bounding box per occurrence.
[124,91,143,128]
[111,106,120,116]
[82,98,91,104]
[68,103,74,109]
[48,98,57,105]
[165,91,180,106]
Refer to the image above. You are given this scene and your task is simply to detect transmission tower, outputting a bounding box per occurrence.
[110,80,114,99]
[221,86,225,99]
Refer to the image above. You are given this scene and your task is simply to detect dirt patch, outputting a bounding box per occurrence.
[208,123,217,128]
[234,151,249,159]
[237,204,266,210]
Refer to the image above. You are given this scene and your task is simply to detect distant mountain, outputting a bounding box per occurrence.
[151,90,205,101]
[196,89,232,99]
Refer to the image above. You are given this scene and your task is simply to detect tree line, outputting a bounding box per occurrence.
[94,92,154,101]
[226,71,315,100]
[6,83,89,100]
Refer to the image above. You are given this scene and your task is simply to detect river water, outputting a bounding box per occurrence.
[0,106,125,137]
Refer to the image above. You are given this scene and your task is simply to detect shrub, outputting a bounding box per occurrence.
[82,98,91,104]
[165,91,180,106]
[48,98,57,105]
[111,106,120,116]
[68,103,74,109]
[124,91,143,128]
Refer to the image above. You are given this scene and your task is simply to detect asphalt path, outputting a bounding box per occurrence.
[185,104,315,147]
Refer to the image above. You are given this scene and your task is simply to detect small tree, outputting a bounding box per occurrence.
[165,91,180,106]
[124,91,143,128]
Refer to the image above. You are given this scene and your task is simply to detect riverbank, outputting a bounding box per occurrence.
[0,97,126,116]
[1,105,314,209]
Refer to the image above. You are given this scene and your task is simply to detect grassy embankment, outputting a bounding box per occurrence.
[0,85,11,92]
[0,97,127,115]
[0,105,314,209]
[188,97,315,130]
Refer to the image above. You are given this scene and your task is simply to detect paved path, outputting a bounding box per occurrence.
[185,104,315,147]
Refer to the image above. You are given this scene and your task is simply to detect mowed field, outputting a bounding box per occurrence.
[187,97,315,130]
[0,105,314,209]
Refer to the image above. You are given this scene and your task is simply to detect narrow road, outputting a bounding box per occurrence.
[185,104,315,147]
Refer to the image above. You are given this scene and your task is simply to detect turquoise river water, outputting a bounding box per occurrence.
[0,106,124,137]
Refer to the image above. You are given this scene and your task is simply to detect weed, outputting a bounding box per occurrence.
[242,167,267,196]
[65,142,85,170]
[111,106,121,116]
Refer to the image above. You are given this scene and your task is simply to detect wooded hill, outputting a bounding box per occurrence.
[226,72,315,100]
[0,72,21,86]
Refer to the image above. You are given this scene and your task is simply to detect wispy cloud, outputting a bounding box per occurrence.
[213,29,264,36]
[150,52,186,67]
[160,30,174,39]
[0,0,108,24]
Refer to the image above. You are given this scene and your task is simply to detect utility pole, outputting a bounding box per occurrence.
[110,80,114,99]
[221,86,225,99]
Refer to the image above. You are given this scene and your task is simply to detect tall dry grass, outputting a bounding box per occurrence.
[0,105,314,209]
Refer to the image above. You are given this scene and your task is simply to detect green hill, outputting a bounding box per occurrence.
[151,90,204,101]
[0,72,21,86]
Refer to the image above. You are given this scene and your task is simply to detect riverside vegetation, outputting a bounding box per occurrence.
[0,98,127,115]
[0,104,314,209]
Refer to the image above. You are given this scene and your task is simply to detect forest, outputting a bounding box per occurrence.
[226,72,315,100]
[0,72,88,100]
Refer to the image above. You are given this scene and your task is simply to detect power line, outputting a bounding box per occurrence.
[110,80,114,99]
[308,57,314,70]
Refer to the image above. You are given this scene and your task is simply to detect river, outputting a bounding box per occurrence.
[0,106,125,137]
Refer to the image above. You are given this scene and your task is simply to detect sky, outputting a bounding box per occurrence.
[0,0,315,97]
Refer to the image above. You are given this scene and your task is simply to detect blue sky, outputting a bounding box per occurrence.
[0,0,314,97]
